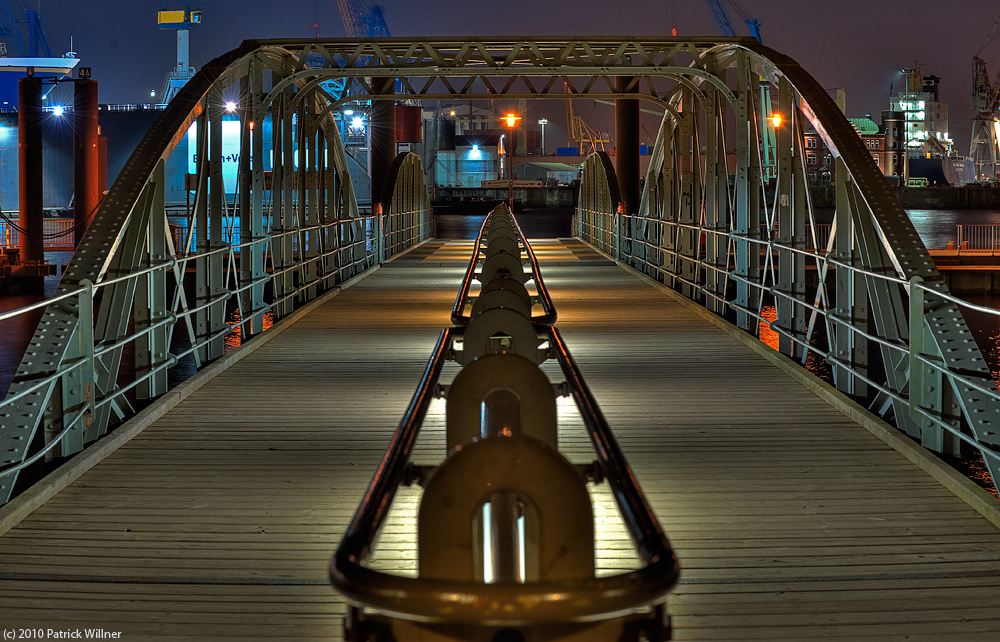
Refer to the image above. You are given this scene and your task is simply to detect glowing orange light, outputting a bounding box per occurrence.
[503,113,520,128]
[770,113,783,128]
[248,121,255,130]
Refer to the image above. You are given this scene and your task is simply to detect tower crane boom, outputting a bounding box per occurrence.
[336,0,391,39]
[0,3,54,58]
[971,10,1000,180]
[704,1,775,179]
[705,0,762,42]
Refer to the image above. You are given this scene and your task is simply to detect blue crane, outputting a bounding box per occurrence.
[0,1,54,58]
[705,0,761,42]
[336,0,391,39]
[704,0,777,180]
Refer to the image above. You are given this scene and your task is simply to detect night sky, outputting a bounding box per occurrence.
[33,0,994,151]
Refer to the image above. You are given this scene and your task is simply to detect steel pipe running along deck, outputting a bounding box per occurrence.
[330,205,680,641]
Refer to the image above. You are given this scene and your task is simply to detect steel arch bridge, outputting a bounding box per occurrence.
[1,36,998,507]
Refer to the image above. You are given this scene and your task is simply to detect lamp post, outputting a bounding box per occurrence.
[498,135,505,180]
[503,112,520,211]
[537,117,548,155]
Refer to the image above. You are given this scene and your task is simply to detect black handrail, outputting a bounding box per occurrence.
[450,206,557,326]
[449,215,490,326]
[331,212,678,626]
[546,325,677,568]
[510,209,558,326]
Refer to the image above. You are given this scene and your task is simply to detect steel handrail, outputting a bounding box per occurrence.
[545,326,678,571]
[451,210,558,326]
[330,554,678,625]
[330,335,679,626]
[2,213,393,467]
[331,214,678,626]
[510,212,558,326]
[450,215,491,325]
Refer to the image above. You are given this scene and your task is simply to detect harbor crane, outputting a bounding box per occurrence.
[0,1,53,58]
[704,0,777,180]
[158,1,203,103]
[565,83,611,155]
[971,11,1000,181]
[705,0,761,41]
[335,0,390,39]
[331,0,392,101]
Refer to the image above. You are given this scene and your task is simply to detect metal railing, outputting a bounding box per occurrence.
[591,210,1000,488]
[0,218,77,249]
[955,224,1000,254]
[574,38,1000,498]
[1,148,432,502]
[450,212,557,327]
[331,205,678,637]
[0,214,385,478]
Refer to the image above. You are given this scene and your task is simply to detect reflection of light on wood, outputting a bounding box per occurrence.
[759,305,779,351]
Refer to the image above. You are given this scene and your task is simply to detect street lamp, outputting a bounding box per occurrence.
[537,118,548,155]
[503,112,520,211]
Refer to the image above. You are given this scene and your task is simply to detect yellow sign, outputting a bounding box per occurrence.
[157,11,186,25]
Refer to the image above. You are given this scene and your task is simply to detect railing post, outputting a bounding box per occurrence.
[907,277,944,451]
[378,207,385,263]
[80,280,96,427]
[732,51,762,332]
[613,212,620,262]
[832,159,868,397]
[136,160,168,400]
[907,276,927,430]
[907,277,961,455]
[54,282,96,456]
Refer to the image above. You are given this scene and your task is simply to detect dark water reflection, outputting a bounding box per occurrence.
[434,207,574,240]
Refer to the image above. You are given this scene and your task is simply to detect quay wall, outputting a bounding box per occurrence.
[432,186,577,211]
[811,185,1000,209]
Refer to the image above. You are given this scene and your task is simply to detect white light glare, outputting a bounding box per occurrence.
[225,101,237,113]
[52,105,64,117]
[352,116,365,130]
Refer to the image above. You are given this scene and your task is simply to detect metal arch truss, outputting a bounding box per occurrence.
[3,35,998,501]
[259,36,744,108]
[577,43,1000,494]
[0,36,770,504]
[0,43,433,502]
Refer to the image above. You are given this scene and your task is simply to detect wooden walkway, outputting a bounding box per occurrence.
[2,238,1000,640]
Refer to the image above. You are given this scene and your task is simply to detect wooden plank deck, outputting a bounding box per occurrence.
[2,238,1000,640]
